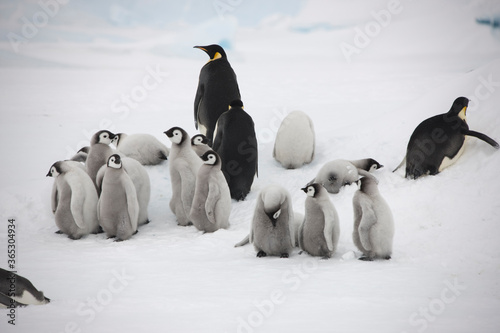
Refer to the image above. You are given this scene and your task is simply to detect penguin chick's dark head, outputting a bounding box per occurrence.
[91,130,115,146]
[191,134,209,146]
[112,133,125,146]
[194,44,227,61]
[367,158,384,171]
[448,96,469,117]
[229,99,244,109]
[46,161,63,177]
[201,150,220,166]
[107,154,122,169]
[164,127,187,145]
[301,183,322,198]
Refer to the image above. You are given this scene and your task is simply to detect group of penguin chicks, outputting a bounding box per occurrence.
[47,44,499,262]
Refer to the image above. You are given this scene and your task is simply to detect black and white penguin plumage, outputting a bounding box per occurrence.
[97,154,139,241]
[191,134,211,157]
[164,127,203,226]
[86,130,116,189]
[249,185,294,258]
[47,160,100,239]
[298,183,340,259]
[273,110,315,169]
[212,99,258,201]
[397,97,499,179]
[112,133,169,165]
[0,269,50,308]
[352,176,394,261]
[189,150,231,233]
[193,44,241,145]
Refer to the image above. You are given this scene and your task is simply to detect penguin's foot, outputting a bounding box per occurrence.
[256,251,267,258]
[321,255,331,260]
[280,253,289,258]
[55,230,63,234]
[114,238,124,242]
[107,235,116,240]
[384,255,391,260]
[133,230,139,235]
[92,226,104,234]
[298,250,304,255]
[359,256,374,261]
[178,222,193,227]
[68,235,82,240]
[144,219,151,224]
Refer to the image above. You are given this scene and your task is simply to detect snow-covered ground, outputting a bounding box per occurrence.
[1,0,500,332]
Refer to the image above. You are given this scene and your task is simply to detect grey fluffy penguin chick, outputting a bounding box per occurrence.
[310,158,382,194]
[98,154,139,241]
[273,110,315,169]
[352,176,394,261]
[189,150,231,232]
[164,127,203,226]
[298,183,340,258]
[47,160,100,239]
[86,130,115,189]
[191,134,211,157]
[249,185,295,258]
[112,133,169,165]
[96,154,150,226]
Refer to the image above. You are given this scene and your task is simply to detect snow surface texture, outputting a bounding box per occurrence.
[1,0,500,332]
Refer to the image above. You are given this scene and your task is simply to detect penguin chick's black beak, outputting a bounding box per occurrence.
[266,212,278,227]
[301,187,307,193]
[46,171,51,177]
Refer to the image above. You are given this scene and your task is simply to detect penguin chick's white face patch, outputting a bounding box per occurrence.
[369,164,378,172]
[108,156,121,169]
[273,210,281,220]
[99,132,113,145]
[204,154,217,165]
[306,186,316,197]
[48,166,59,177]
[193,136,204,145]
[169,129,183,144]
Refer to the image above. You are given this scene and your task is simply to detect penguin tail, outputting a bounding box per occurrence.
[234,234,250,247]
[392,156,406,173]
[464,130,499,149]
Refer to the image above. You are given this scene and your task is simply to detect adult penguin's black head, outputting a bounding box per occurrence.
[194,44,227,61]
[229,99,244,110]
[448,97,469,119]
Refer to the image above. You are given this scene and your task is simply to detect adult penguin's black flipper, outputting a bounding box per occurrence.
[462,129,499,148]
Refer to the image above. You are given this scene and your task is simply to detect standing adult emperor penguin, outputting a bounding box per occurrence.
[396,96,499,179]
[212,99,258,201]
[193,44,241,145]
